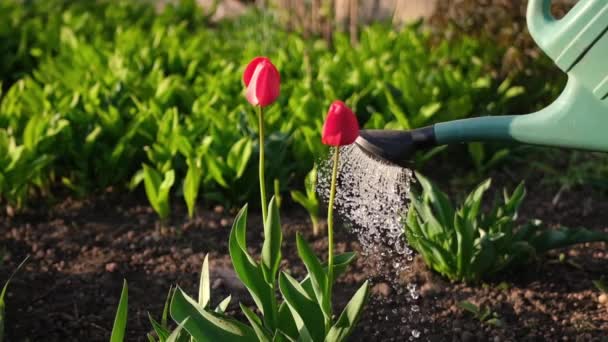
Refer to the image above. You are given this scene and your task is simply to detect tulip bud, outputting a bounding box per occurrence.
[322,100,360,146]
[243,57,280,107]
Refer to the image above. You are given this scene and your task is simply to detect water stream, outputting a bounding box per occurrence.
[317,145,425,340]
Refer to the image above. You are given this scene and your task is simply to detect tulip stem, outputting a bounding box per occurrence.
[326,145,339,321]
[258,106,268,223]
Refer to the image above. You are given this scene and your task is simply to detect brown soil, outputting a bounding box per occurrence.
[1,174,607,341]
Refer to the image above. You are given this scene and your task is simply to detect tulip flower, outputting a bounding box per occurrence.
[321,100,360,146]
[243,57,280,222]
[321,100,359,316]
[243,57,281,107]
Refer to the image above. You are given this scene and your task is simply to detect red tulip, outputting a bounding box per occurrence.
[243,57,280,107]
[322,100,360,146]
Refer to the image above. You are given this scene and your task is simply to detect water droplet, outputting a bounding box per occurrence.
[412,329,421,338]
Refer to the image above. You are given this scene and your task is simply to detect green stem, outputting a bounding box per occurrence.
[326,146,340,322]
[311,215,320,237]
[258,106,268,223]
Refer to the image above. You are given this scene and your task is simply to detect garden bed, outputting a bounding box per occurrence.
[1,170,606,341]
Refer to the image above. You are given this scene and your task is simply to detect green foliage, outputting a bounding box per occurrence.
[110,280,129,342]
[457,301,504,327]
[0,0,561,215]
[0,256,28,342]
[163,198,369,341]
[527,150,608,204]
[142,165,175,220]
[290,166,321,235]
[404,172,608,283]
[592,278,608,294]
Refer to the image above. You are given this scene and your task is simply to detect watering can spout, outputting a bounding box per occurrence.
[356,77,608,166]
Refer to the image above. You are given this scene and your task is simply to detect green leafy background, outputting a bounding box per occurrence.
[0,0,563,213]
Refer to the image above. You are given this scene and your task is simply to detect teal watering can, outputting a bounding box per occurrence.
[356,0,608,166]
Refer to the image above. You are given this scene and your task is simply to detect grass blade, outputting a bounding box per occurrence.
[110,280,128,342]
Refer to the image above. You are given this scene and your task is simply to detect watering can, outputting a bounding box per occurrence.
[356,0,608,166]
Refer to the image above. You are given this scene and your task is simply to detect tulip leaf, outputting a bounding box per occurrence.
[228,204,277,330]
[110,280,129,342]
[170,287,257,342]
[278,272,325,342]
[295,233,330,320]
[261,196,282,284]
[240,304,272,342]
[215,295,231,314]
[199,253,210,309]
[326,280,370,342]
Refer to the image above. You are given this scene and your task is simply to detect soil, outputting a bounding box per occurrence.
[1,170,607,342]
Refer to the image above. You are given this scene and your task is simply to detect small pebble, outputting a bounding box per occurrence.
[372,282,392,297]
[105,262,119,273]
[212,278,224,289]
[598,293,607,305]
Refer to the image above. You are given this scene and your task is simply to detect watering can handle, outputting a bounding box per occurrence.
[526,0,557,55]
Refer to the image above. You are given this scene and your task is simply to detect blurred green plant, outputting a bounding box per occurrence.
[404,172,608,283]
[526,150,608,205]
[0,0,563,215]
[457,300,504,327]
[1,256,29,342]
[290,166,321,235]
[593,277,608,294]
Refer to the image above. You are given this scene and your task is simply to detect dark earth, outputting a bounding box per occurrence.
[1,165,607,342]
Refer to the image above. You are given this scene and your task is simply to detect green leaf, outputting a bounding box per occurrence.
[463,178,491,221]
[469,235,496,280]
[457,301,479,315]
[295,233,330,320]
[227,137,253,179]
[592,279,608,293]
[483,149,510,171]
[0,256,28,342]
[162,286,173,329]
[328,252,356,282]
[240,304,272,342]
[529,227,608,253]
[228,205,277,330]
[170,287,257,342]
[199,254,210,309]
[454,213,475,279]
[206,157,228,188]
[326,280,370,342]
[184,162,202,218]
[142,165,174,219]
[148,313,171,341]
[276,303,298,340]
[261,196,282,284]
[166,318,189,342]
[215,295,231,314]
[290,191,315,214]
[467,142,485,171]
[142,164,162,205]
[110,280,129,342]
[278,272,325,342]
[414,172,454,228]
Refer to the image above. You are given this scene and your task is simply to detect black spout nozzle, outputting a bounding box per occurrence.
[355,126,437,167]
